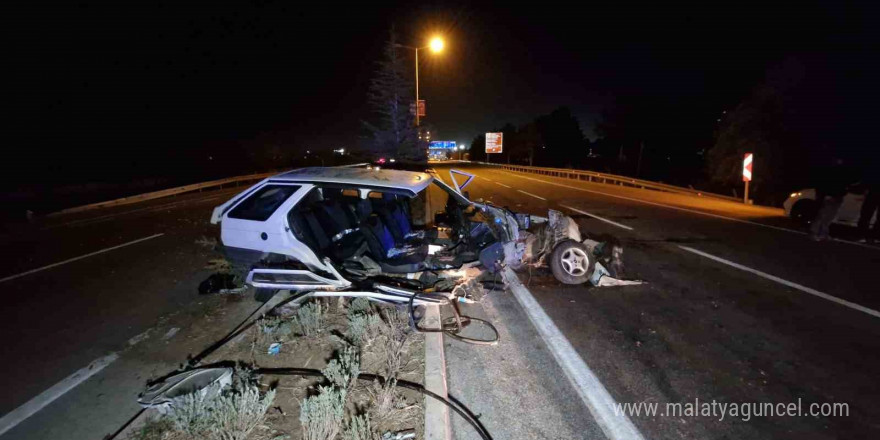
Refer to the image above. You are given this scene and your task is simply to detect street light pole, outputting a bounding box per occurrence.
[415,47,420,126]
[395,37,442,129]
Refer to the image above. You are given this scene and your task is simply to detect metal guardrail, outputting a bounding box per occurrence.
[47,172,276,216]
[474,162,742,202]
[47,163,370,217]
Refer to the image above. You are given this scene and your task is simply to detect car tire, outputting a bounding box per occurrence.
[254,288,278,303]
[550,240,594,285]
[790,199,818,225]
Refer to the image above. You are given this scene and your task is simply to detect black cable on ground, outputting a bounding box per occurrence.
[255,367,493,440]
[407,291,499,346]
[105,407,146,440]
[108,289,495,438]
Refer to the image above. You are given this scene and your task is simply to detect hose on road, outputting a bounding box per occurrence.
[407,291,500,346]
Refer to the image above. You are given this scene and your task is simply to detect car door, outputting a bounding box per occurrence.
[221,183,305,253]
[835,191,865,226]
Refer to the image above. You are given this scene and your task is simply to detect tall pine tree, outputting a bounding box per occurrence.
[363,30,423,163]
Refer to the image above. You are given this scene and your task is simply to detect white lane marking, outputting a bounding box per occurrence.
[517,189,547,201]
[489,169,806,234]
[561,204,634,231]
[494,181,512,189]
[500,267,646,440]
[0,233,165,284]
[482,177,493,183]
[679,245,880,319]
[0,353,118,436]
[484,168,880,252]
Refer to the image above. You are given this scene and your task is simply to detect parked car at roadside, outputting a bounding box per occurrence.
[783,186,875,227]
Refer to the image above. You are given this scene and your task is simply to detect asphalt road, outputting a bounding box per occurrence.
[432,163,880,440]
[0,185,262,439]
[2,165,878,439]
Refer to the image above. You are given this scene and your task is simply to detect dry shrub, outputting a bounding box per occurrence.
[293,302,326,337]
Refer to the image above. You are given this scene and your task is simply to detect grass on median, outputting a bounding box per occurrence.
[141,299,424,439]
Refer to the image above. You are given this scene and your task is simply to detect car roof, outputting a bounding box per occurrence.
[269,167,433,195]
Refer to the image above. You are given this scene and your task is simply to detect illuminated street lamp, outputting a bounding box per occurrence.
[429,37,444,53]
[395,36,445,126]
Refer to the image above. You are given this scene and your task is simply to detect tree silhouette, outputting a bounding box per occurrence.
[363,30,422,163]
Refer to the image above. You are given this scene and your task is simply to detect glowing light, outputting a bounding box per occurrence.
[429,37,444,53]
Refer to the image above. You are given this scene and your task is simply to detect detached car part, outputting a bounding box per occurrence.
[138,367,233,412]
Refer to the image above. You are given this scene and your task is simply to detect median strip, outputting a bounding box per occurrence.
[678,245,880,319]
[561,204,634,231]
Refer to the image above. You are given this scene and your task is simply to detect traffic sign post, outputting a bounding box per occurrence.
[485,132,502,164]
[742,152,753,204]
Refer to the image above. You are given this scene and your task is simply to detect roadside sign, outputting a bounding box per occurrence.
[410,100,426,117]
[743,153,753,182]
[486,132,503,154]
[428,141,456,150]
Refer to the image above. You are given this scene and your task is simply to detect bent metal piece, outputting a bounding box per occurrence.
[449,169,475,194]
[138,368,233,412]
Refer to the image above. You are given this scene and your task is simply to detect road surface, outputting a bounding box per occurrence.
[1,164,878,439]
[0,186,263,439]
[432,163,880,440]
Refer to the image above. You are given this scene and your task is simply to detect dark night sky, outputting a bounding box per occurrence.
[7,1,880,187]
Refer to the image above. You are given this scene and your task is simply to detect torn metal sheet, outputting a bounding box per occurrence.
[138,367,233,412]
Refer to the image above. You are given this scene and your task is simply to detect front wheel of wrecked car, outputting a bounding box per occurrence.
[550,240,594,285]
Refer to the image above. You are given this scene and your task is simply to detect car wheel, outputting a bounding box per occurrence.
[254,288,278,303]
[550,240,594,285]
[790,199,818,225]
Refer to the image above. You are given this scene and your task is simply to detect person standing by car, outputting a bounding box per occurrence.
[857,167,879,243]
[810,158,855,241]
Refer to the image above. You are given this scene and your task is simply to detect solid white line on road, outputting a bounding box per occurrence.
[517,189,547,201]
[500,267,646,440]
[0,233,166,284]
[679,245,880,319]
[494,181,512,189]
[561,204,634,231]
[0,353,119,436]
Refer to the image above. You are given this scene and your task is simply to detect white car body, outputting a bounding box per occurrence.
[783,188,873,227]
[210,166,544,297]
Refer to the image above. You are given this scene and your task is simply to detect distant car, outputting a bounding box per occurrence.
[209,167,592,302]
[783,187,875,227]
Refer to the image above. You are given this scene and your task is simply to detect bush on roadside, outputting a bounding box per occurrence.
[293,302,326,337]
[300,386,346,440]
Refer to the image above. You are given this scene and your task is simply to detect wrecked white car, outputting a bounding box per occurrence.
[210,166,614,304]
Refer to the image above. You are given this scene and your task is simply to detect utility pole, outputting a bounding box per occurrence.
[636,141,644,177]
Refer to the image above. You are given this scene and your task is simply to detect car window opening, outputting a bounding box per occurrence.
[285,183,500,281]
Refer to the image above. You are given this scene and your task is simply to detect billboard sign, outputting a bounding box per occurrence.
[428,141,457,150]
[486,132,503,154]
[410,100,426,117]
